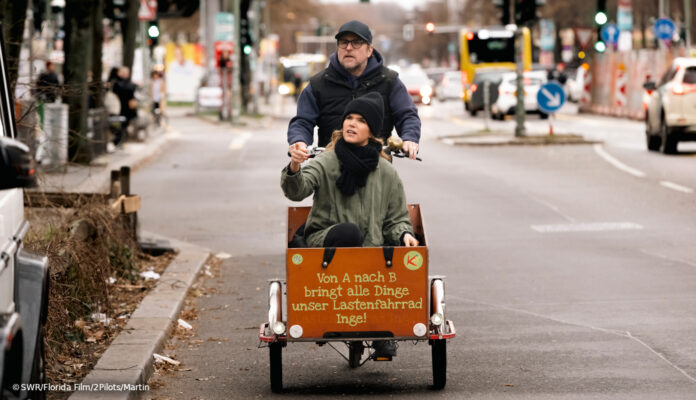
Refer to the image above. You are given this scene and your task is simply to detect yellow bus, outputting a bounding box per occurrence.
[278,53,327,98]
[459,26,532,109]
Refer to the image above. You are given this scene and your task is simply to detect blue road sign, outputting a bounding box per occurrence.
[537,82,566,114]
[601,23,619,45]
[654,18,675,41]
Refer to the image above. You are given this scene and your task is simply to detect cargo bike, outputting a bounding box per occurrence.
[259,201,456,392]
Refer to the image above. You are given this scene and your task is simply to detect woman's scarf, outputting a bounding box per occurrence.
[335,138,380,196]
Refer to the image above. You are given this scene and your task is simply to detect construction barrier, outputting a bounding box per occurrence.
[582,47,686,120]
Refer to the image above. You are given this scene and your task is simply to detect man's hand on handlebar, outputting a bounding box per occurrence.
[288,142,309,173]
[402,141,419,160]
[403,233,419,247]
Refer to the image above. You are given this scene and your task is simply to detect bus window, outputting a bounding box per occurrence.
[468,37,515,64]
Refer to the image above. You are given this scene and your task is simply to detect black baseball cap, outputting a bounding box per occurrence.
[335,20,372,44]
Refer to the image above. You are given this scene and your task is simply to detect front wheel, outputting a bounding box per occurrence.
[659,118,678,154]
[349,341,364,368]
[431,339,447,390]
[269,342,283,393]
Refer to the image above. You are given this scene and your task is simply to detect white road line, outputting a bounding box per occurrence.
[228,132,251,150]
[593,144,646,178]
[526,194,576,223]
[659,181,694,194]
[531,222,643,233]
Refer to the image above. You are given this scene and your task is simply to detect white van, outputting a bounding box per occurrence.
[0,30,49,399]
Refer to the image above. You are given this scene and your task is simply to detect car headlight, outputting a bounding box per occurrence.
[278,85,290,95]
[420,86,433,97]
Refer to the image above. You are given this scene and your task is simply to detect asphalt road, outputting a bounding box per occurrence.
[135,100,696,399]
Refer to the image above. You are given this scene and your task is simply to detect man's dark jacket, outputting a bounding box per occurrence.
[287,50,420,147]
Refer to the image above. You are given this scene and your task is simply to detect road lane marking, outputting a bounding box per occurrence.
[640,249,696,268]
[526,194,576,223]
[659,181,694,194]
[452,296,696,384]
[593,144,646,177]
[531,222,643,233]
[228,132,251,150]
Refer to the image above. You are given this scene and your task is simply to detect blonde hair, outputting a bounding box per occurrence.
[325,129,390,161]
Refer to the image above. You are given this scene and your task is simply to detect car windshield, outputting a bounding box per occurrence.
[683,67,696,84]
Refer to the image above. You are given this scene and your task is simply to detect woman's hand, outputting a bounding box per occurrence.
[403,233,419,247]
[288,142,309,173]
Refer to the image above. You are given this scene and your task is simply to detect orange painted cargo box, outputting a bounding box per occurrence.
[285,205,429,341]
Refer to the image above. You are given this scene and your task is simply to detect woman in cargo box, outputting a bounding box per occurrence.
[281,92,418,249]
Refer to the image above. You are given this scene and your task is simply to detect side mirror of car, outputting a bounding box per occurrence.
[643,81,656,91]
[0,136,37,190]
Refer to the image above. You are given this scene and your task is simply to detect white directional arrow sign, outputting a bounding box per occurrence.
[541,87,561,107]
[537,82,566,114]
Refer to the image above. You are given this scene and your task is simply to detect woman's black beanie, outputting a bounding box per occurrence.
[342,92,384,136]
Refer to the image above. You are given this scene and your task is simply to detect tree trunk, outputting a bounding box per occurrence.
[90,0,104,108]
[0,0,28,93]
[122,0,140,71]
[63,0,93,163]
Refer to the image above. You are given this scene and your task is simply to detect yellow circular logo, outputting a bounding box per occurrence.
[403,251,423,271]
[291,254,303,265]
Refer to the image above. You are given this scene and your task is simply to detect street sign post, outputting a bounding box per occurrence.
[601,23,619,46]
[654,18,675,41]
[537,81,566,135]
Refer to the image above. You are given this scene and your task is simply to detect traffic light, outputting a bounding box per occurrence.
[595,0,607,52]
[425,22,435,34]
[595,0,607,25]
[514,0,537,26]
[147,21,160,49]
[493,0,511,25]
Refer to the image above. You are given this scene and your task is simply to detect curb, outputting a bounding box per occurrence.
[33,126,177,194]
[440,133,598,146]
[69,232,210,400]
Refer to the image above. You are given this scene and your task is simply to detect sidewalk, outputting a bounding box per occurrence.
[26,108,213,400]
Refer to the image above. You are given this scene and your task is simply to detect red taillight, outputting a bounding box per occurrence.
[471,84,478,92]
[466,32,474,40]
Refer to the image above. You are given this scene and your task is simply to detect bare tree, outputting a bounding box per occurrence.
[122,0,139,71]
[91,0,105,108]
[0,0,28,92]
[63,0,93,163]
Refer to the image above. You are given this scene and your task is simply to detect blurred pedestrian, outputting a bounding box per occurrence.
[287,20,421,159]
[35,61,60,103]
[111,66,137,146]
[150,70,166,125]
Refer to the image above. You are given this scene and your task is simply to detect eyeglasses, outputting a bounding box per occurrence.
[337,39,367,49]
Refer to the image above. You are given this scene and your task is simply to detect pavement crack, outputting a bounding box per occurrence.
[455,296,696,385]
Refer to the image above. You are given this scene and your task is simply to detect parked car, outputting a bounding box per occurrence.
[491,70,548,120]
[466,68,512,116]
[0,31,49,399]
[644,57,696,154]
[436,71,464,101]
[400,68,434,106]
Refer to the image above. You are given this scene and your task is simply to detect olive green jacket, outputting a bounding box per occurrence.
[281,150,413,247]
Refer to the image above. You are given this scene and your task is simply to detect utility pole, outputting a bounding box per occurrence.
[514,27,526,137]
[685,0,691,49]
[232,0,241,122]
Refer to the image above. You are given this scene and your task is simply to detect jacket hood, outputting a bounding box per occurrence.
[329,48,385,80]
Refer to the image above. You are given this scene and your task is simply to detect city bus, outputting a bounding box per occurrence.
[459,26,532,110]
[278,53,327,99]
